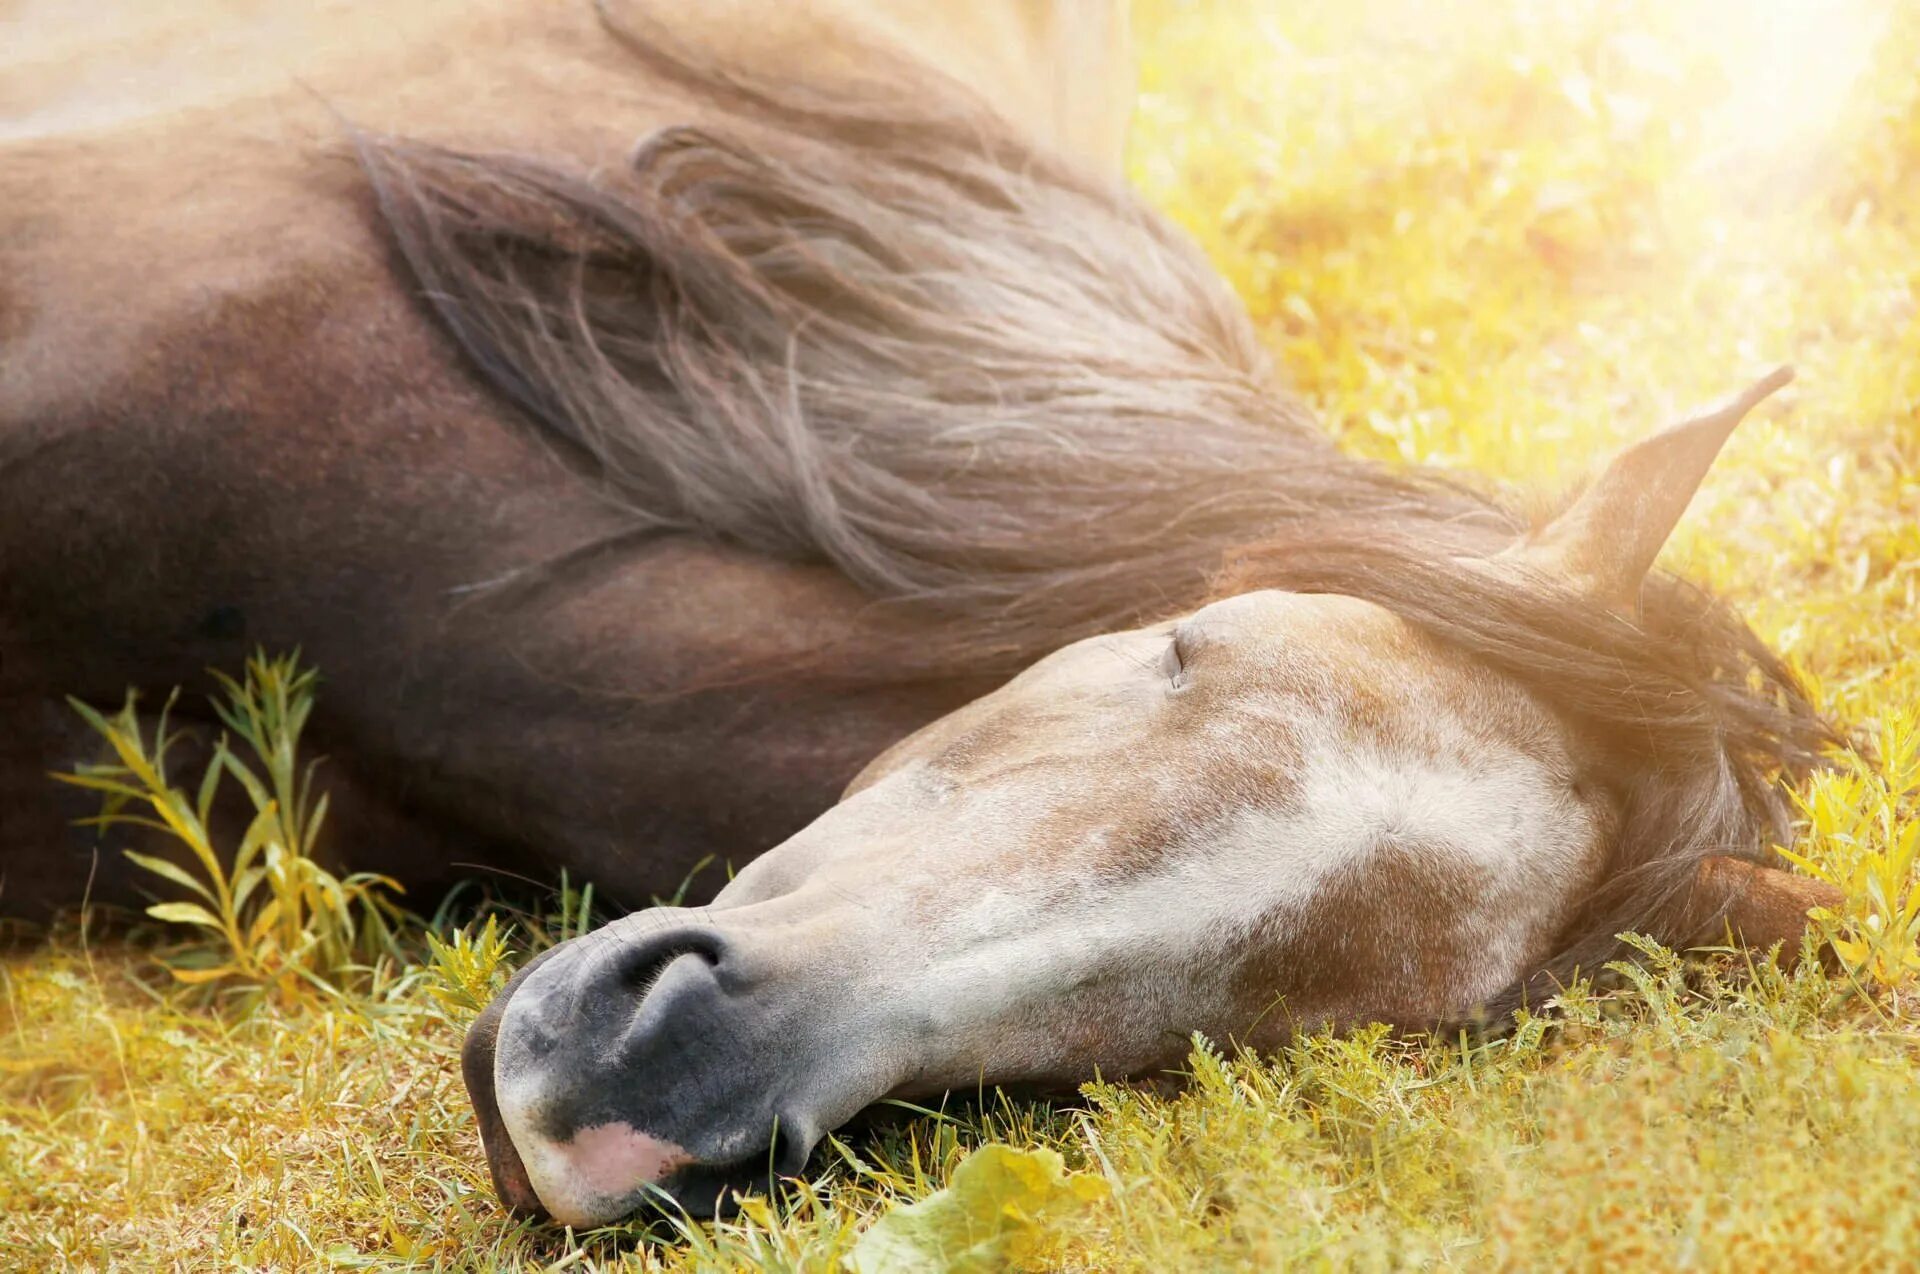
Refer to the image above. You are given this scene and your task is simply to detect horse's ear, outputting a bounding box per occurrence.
[1507,367,1794,608]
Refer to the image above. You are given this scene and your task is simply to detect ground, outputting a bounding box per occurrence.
[6,1,1919,1269]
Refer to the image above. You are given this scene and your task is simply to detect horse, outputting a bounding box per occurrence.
[2,0,1841,1227]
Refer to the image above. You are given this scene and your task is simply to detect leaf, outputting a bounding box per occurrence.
[195,739,229,826]
[302,790,331,856]
[248,899,284,949]
[166,962,240,985]
[231,865,267,915]
[219,750,274,817]
[145,796,217,868]
[72,813,176,836]
[122,850,218,905]
[145,901,225,931]
[847,1145,1109,1274]
[63,695,119,740]
[231,803,282,880]
[47,771,149,800]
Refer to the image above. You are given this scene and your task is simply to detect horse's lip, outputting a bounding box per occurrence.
[462,949,565,1220]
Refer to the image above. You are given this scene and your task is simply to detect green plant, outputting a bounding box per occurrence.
[53,650,403,1002]
[421,914,514,1025]
[1780,706,1920,987]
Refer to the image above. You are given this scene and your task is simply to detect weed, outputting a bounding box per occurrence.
[53,651,404,1004]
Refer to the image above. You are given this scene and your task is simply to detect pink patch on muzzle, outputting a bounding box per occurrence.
[515,1121,692,1227]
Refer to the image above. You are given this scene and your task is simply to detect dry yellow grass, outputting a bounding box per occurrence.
[6,1,1919,1269]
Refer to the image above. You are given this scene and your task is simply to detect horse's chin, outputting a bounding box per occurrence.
[461,949,560,1220]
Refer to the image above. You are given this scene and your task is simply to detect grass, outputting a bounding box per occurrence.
[6,0,1919,1268]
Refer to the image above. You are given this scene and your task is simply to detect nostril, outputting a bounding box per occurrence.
[769,1117,815,1177]
[623,944,704,995]
[608,927,726,997]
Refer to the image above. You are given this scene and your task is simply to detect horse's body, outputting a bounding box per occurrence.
[4,0,1845,1226]
[1,0,1132,914]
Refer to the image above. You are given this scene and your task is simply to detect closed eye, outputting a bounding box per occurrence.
[1164,634,1190,689]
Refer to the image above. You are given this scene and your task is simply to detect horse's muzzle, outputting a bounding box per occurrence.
[462,912,845,1225]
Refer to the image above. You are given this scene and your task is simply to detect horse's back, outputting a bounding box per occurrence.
[0,0,1130,156]
[0,0,646,476]
[0,0,1134,459]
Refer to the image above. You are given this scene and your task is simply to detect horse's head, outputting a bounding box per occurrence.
[467,371,1832,1224]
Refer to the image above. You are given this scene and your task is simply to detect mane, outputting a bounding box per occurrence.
[353,13,1840,1012]
[351,8,1504,669]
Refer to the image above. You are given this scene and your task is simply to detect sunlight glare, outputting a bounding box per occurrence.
[1684,0,1886,182]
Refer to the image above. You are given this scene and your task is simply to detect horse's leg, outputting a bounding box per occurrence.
[0,693,142,918]
[0,395,979,918]
[1680,857,1843,962]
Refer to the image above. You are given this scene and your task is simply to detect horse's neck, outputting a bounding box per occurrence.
[1,0,1132,172]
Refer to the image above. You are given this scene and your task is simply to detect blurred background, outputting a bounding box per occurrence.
[1131,0,1917,729]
